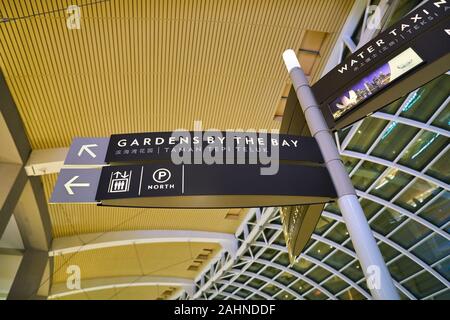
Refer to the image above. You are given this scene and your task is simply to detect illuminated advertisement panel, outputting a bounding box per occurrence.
[329,48,424,120]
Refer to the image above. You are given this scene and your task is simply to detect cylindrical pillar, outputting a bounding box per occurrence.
[282,49,399,300]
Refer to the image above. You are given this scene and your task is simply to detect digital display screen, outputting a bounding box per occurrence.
[329,47,424,120]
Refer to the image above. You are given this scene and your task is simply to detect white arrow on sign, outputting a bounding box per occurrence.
[64,176,90,195]
[78,144,98,158]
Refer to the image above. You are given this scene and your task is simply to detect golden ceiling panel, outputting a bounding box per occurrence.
[42,173,245,238]
[52,241,221,283]
[54,285,180,300]
[0,0,353,150]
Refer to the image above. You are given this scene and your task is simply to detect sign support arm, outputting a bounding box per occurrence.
[282,49,399,300]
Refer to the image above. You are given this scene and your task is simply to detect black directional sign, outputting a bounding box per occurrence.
[95,163,336,208]
[105,131,324,164]
[312,0,450,130]
[51,132,337,207]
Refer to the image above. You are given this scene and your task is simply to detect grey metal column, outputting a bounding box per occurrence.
[7,250,49,300]
[1,68,53,300]
[282,50,399,300]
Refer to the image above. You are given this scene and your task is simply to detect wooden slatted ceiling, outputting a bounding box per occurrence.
[52,242,221,282]
[53,286,181,300]
[0,0,353,150]
[42,173,244,238]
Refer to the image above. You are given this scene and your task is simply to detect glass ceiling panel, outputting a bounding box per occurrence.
[403,272,446,299]
[433,257,449,281]
[360,198,383,220]
[323,275,349,294]
[370,168,414,201]
[314,216,335,235]
[399,75,450,122]
[370,208,407,236]
[308,242,335,260]
[338,126,351,143]
[380,96,405,114]
[398,131,448,172]
[351,161,386,191]
[326,223,349,244]
[388,255,422,282]
[273,232,286,246]
[431,98,450,130]
[394,179,441,213]
[261,283,281,296]
[247,262,264,274]
[418,191,450,227]
[290,279,312,295]
[236,275,250,284]
[342,261,364,282]
[223,285,238,294]
[276,291,295,300]
[341,155,360,173]
[378,242,401,262]
[347,118,388,153]
[307,266,331,283]
[305,289,328,300]
[411,233,450,265]
[429,289,450,300]
[344,240,355,251]
[260,248,278,261]
[292,258,313,274]
[235,289,251,298]
[261,265,281,278]
[250,294,265,300]
[390,220,432,249]
[274,252,290,267]
[324,202,341,215]
[248,278,265,289]
[277,272,296,286]
[426,149,450,184]
[324,250,354,270]
[338,287,366,300]
[371,123,420,161]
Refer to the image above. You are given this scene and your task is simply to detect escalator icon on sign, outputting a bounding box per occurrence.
[108,171,132,193]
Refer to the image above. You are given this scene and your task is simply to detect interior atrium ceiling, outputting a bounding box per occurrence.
[195,73,450,300]
[0,0,448,300]
[0,0,355,300]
